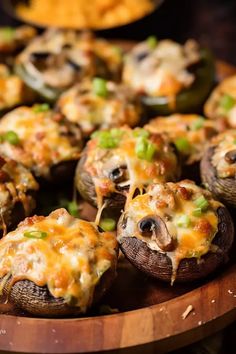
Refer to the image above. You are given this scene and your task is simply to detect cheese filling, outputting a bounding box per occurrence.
[211,130,236,178]
[0,208,117,311]
[118,180,221,282]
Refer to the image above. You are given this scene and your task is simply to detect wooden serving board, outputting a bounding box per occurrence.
[0,57,236,354]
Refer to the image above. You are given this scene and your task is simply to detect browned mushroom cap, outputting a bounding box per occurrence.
[200,146,236,207]
[118,207,234,283]
[1,265,116,317]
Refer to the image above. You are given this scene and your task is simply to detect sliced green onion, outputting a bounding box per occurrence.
[135,137,156,162]
[219,94,235,112]
[24,230,48,239]
[3,131,20,145]
[92,78,108,98]
[33,103,50,113]
[112,46,122,56]
[194,195,209,211]
[92,130,121,149]
[174,137,191,154]
[147,35,158,49]
[176,215,191,228]
[190,117,205,131]
[99,218,116,232]
[133,128,150,138]
[110,128,124,139]
[192,208,202,217]
[0,27,15,42]
[68,201,79,218]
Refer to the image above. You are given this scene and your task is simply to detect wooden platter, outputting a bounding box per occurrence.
[0,57,236,354]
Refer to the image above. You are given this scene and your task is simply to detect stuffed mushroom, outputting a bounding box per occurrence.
[0,64,35,113]
[118,180,234,283]
[56,78,142,137]
[76,126,180,217]
[0,155,38,236]
[123,37,214,116]
[0,208,118,317]
[0,105,82,182]
[204,75,236,128]
[15,29,123,101]
[201,130,236,207]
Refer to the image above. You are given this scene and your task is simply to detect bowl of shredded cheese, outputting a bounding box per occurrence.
[3,0,163,30]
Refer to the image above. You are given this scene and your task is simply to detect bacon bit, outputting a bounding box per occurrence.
[194,219,212,235]
[156,200,168,209]
[97,179,114,197]
[181,305,194,319]
[0,156,6,168]
[0,170,9,183]
[19,215,44,226]
[35,132,46,140]
[177,186,191,200]
[53,113,64,122]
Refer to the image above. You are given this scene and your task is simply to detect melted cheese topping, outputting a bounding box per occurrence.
[0,156,38,231]
[118,180,221,282]
[204,75,236,128]
[0,106,81,179]
[0,208,117,311]
[17,29,122,89]
[81,126,179,220]
[57,81,141,136]
[0,64,35,111]
[211,130,236,178]
[123,39,200,98]
[145,114,218,164]
[0,26,36,53]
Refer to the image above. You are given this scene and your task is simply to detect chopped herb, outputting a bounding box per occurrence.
[0,27,15,42]
[135,137,156,162]
[3,131,20,145]
[99,218,116,232]
[190,117,205,131]
[147,35,158,49]
[192,208,202,217]
[174,137,191,153]
[133,128,150,138]
[68,201,79,218]
[92,77,108,98]
[24,230,48,239]
[92,129,123,149]
[219,94,235,112]
[33,103,50,113]
[194,195,209,211]
[176,215,191,228]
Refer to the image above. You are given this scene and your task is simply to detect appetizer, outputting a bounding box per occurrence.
[0,105,82,182]
[0,155,38,236]
[201,130,236,207]
[144,114,218,165]
[15,29,123,101]
[56,78,142,137]
[118,180,234,283]
[204,75,236,128]
[76,126,180,218]
[0,208,118,316]
[0,25,36,55]
[0,64,35,113]
[123,37,214,115]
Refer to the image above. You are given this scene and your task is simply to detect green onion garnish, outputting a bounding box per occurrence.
[190,117,205,131]
[24,230,48,239]
[92,78,108,98]
[99,218,116,232]
[135,137,156,162]
[219,94,235,112]
[3,131,20,145]
[92,129,123,149]
[133,128,150,138]
[194,195,209,211]
[0,27,15,42]
[147,36,158,49]
[176,215,191,228]
[68,201,79,218]
[174,137,191,153]
[192,208,202,217]
[33,103,50,113]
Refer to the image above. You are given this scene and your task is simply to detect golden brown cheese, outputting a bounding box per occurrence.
[0,106,81,179]
[204,75,236,128]
[0,64,35,111]
[123,39,200,98]
[145,114,218,164]
[57,80,141,136]
[0,208,117,311]
[82,126,180,220]
[211,130,236,178]
[118,180,221,282]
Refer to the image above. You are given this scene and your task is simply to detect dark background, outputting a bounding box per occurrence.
[1,0,236,65]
